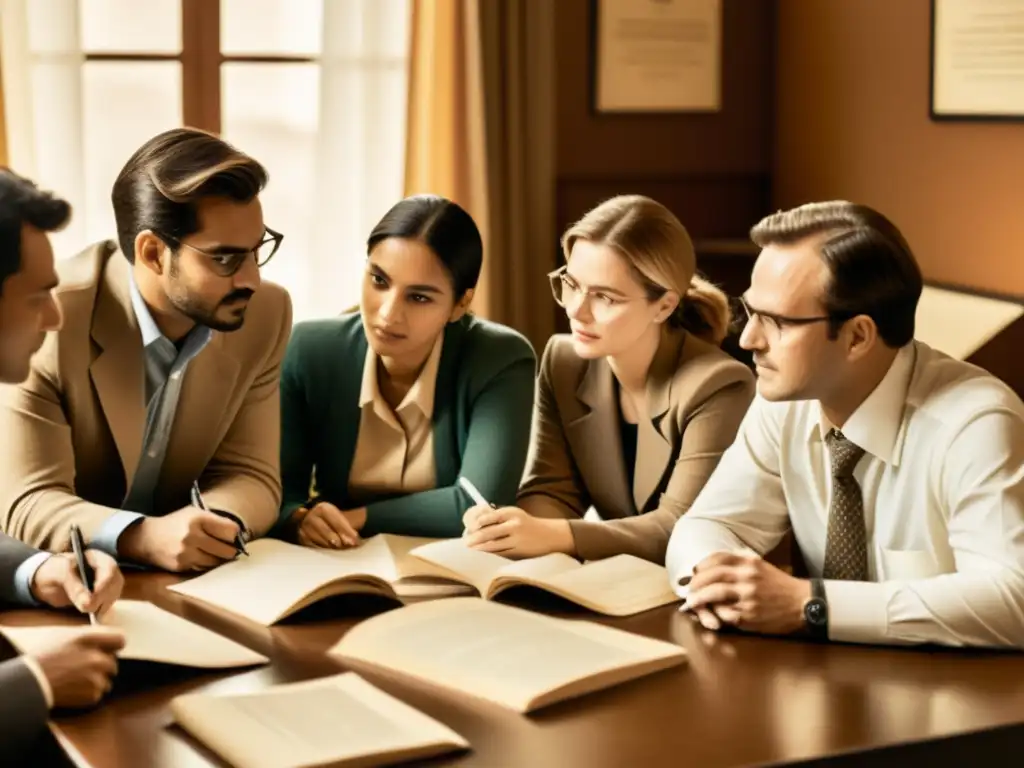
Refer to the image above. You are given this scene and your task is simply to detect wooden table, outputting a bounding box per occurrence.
[3,573,1024,767]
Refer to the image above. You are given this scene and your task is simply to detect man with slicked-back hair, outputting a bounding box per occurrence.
[0,128,293,573]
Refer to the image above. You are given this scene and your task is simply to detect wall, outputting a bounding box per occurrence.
[554,0,776,242]
[775,0,1024,297]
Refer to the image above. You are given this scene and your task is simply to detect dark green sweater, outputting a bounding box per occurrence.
[278,313,537,537]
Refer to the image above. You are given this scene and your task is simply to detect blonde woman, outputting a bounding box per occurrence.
[463,195,755,563]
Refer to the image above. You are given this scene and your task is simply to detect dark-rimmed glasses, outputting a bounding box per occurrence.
[736,296,852,340]
[158,227,284,277]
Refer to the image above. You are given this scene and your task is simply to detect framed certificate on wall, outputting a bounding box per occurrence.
[593,0,722,114]
[931,0,1024,120]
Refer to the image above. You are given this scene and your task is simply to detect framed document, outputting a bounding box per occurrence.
[593,0,722,114]
[931,0,1024,120]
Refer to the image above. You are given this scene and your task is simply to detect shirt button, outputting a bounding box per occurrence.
[171,372,181,381]
[148,449,158,458]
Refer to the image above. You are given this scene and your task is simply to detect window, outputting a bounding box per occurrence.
[1,0,410,320]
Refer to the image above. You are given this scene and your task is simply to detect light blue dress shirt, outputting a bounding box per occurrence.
[12,551,52,605]
[90,274,212,556]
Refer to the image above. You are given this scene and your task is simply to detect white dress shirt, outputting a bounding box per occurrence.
[666,341,1024,648]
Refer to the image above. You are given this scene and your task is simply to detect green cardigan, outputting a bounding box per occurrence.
[278,313,537,538]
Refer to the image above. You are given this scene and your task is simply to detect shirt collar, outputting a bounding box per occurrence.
[128,270,164,348]
[359,335,444,418]
[807,343,916,466]
[128,269,214,353]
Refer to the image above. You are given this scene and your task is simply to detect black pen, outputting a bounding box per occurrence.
[191,482,249,557]
[69,524,97,625]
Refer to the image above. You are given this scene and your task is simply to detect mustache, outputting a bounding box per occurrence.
[220,289,255,305]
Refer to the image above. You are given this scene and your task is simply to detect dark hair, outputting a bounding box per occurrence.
[367,194,483,298]
[111,127,268,263]
[0,168,71,295]
[750,201,923,347]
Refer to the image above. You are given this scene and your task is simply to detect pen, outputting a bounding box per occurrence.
[69,524,97,626]
[191,481,249,557]
[458,477,497,510]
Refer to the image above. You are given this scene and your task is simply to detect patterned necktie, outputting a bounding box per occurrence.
[823,429,869,581]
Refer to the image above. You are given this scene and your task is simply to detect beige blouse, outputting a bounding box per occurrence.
[347,337,443,497]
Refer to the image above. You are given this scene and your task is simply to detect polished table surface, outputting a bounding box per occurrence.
[2,573,1024,768]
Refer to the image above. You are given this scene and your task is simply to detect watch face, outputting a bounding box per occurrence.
[805,599,827,626]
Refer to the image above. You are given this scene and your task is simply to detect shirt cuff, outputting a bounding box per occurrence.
[92,511,146,557]
[12,552,53,606]
[824,579,891,644]
[19,656,54,709]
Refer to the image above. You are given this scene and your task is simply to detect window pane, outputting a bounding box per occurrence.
[82,62,182,247]
[221,63,320,312]
[80,0,181,53]
[221,0,322,56]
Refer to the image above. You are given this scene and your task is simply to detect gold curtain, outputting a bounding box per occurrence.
[404,0,556,354]
[0,42,7,166]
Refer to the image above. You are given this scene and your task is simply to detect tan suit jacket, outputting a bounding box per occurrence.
[0,241,292,550]
[518,329,755,563]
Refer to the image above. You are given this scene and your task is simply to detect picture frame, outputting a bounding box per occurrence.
[591,0,722,115]
[930,0,1024,121]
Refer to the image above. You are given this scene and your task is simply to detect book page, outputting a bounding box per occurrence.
[0,601,268,669]
[405,539,507,594]
[408,539,578,596]
[329,598,686,712]
[379,535,477,597]
[170,672,468,768]
[167,538,391,626]
[538,555,680,616]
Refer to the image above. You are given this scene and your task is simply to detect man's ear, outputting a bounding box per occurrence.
[450,288,474,323]
[844,314,878,362]
[135,231,168,276]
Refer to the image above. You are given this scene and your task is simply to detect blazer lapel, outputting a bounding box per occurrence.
[633,330,685,512]
[566,357,634,518]
[88,253,146,488]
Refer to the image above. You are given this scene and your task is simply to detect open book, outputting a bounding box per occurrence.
[328,598,687,713]
[168,535,678,627]
[167,535,472,626]
[408,538,680,616]
[0,600,268,669]
[170,672,468,768]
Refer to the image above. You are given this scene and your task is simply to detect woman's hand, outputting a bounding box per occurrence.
[463,506,574,559]
[296,501,362,549]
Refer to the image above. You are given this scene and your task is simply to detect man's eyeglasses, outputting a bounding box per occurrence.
[158,228,284,277]
[735,296,851,339]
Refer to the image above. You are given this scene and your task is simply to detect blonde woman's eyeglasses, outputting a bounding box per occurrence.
[547,266,649,319]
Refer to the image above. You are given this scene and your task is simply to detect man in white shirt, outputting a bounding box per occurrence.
[666,200,1024,649]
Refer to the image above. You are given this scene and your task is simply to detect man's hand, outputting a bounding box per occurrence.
[33,627,126,709]
[685,551,811,635]
[296,501,362,549]
[463,506,575,559]
[31,551,124,618]
[118,507,241,572]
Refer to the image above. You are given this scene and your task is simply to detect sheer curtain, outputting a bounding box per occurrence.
[0,0,410,323]
[223,0,410,321]
[0,0,88,257]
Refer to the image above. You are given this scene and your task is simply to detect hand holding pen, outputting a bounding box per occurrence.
[191,482,249,558]
[27,525,125,622]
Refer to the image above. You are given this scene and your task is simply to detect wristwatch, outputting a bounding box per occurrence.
[803,578,829,640]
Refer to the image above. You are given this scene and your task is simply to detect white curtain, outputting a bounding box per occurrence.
[0,0,410,324]
[295,0,410,320]
[1,0,87,257]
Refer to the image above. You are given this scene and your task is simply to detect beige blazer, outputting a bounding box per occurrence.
[518,329,755,563]
[0,242,292,550]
